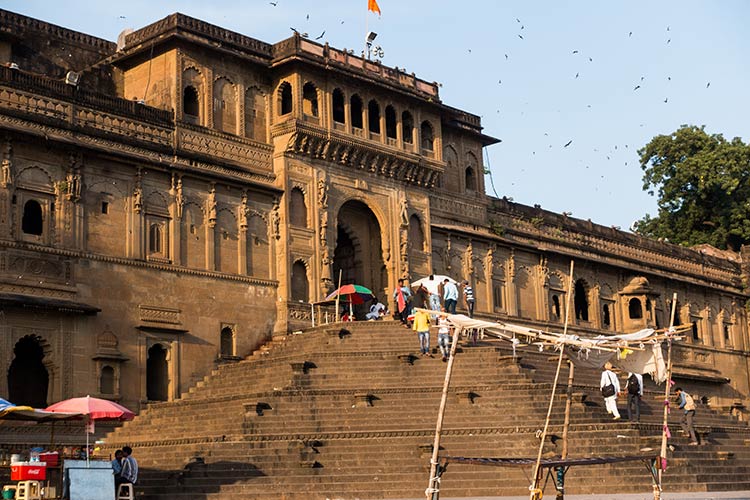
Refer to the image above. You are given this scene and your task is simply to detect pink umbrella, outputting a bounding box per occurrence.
[45,395,135,465]
[45,396,134,421]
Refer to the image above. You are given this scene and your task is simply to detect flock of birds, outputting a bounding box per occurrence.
[114,3,723,228]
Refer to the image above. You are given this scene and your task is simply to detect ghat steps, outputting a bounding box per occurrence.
[100,320,750,499]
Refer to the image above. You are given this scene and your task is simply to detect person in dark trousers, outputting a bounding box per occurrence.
[462,280,475,318]
[675,387,698,445]
[111,449,124,488]
[392,278,412,326]
[625,372,643,422]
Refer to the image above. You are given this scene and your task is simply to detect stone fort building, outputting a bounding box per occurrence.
[0,9,747,416]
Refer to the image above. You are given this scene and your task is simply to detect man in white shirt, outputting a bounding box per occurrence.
[600,362,621,420]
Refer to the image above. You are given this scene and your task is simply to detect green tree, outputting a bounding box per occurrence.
[636,125,750,251]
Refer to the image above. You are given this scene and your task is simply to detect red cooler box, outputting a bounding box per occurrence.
[39,452,59,466]
[10,462,47,480]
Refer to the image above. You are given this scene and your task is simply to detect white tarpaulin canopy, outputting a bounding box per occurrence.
[440,312,682,383]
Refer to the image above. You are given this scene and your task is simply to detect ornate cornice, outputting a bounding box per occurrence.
[278,121,443,188]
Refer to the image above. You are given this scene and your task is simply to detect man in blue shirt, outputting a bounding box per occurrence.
[443,279,458,314]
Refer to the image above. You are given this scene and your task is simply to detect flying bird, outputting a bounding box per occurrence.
[118,15,126,19]
[589,57,593,62]
[628,31,633,37]
[516,18,521,23]
[518,34,524,40]
[667,39,671,44]
[664,98,668,103]
[564,140,573,148]
[498,79,502,84]
[572,50,579,54]
[706,82,711,88]
[315,31,326,40]
[269,1,278,5]
[505,54,509,60]
[575,72,579,78]
[633,85,641,91]
[306,14,309,20]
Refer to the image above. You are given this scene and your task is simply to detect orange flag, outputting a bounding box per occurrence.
[368,0,381,15]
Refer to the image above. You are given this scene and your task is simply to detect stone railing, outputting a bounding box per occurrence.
[123,13,273,58]
[0,9,116,52]
[287,301,337,328]
[273,36,440,100]
[430,192,489,224]
[0,66,174,126]
[491,210,740,288]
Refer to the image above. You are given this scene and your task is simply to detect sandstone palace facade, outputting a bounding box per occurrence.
[0,9,748,416]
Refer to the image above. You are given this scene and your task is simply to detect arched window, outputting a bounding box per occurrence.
[8,336,48,407]
[574,279,589,321]
[350,94,363,129]
[602,304,611,327]
[628,298,643,319]
[385,105,397,139]
[278,82,293,115]
[220,326,234,357]
[291,261,309,302]
[421,120,434,152]
[551,294,561,320]
[149,223,162,254]
[493,283,503,310]
[22,200,43,235]
[402,111,414,144]
[100,366,115,395]
[368,99,380,134]
[408,214,424,252]
[244,87,266,140]
[332,88,345,124]
[183,85,199,119]
[213,77,237,133]
[465,167,476,191]
[302,82,318,117]
[289,188,307,227]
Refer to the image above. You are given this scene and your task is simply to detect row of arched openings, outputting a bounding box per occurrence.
[278,82,435,151]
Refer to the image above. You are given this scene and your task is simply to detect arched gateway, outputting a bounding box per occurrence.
[333,200,387,314]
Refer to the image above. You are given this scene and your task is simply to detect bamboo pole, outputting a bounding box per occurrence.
[529,260,575,500]
[556,358,575,500]
[656,293,678,500]
[426,324,464,499]
[335,269,342,322]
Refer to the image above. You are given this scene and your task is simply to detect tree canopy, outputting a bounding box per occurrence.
[636,125,750,251]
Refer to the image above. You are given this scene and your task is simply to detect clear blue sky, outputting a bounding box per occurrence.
[5,1,749,230]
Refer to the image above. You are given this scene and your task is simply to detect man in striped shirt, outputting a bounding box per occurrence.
[462,280,475,318]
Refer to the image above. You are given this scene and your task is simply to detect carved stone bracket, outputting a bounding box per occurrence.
[285,129,442,188]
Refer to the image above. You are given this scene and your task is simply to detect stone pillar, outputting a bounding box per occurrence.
[507,251,518,317]
[171,173,183,265]
[0,137,13,240]
[238,191,249,275]
[206,183,217,271]
[131,169,144,259]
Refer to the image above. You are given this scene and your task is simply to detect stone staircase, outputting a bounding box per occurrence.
[99,320,750,499]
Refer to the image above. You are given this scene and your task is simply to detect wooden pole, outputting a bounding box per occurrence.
[426,324,464,499]
[335,269,342,322]
[561,360,575,460]
[529,260,575,500]
[656,293,678,500]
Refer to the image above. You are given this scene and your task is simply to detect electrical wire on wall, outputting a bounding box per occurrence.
[483,146,500,199]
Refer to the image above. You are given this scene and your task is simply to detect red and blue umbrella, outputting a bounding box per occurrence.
[325,284,375,305]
